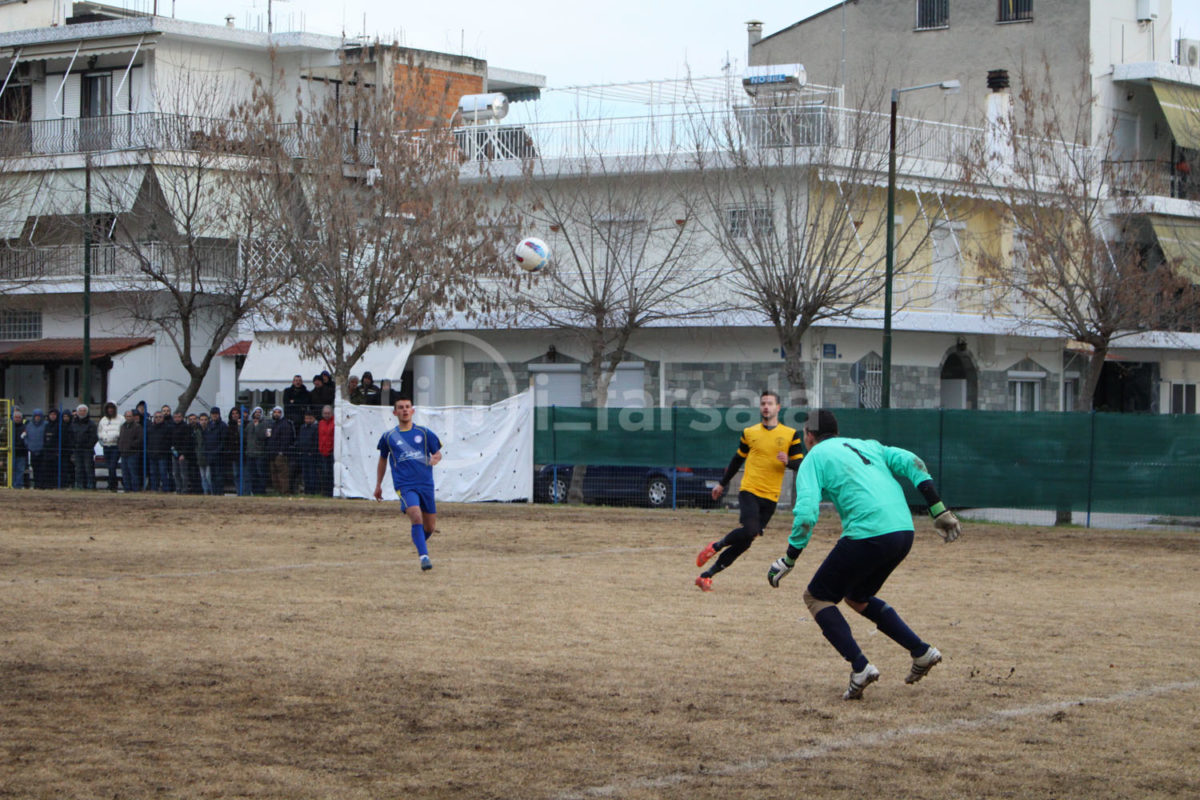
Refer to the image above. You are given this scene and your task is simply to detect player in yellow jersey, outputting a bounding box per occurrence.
[695,391,804,591]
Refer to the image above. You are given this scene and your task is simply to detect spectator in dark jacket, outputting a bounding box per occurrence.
[68,405,98,490]
[10,409,28,488]
[282,375,310,427]
[266,405,295,494]
[203,407,227,495]
[246,407,268,495]
[352,371,381,405]
[225,408,246,494]
[25,409,47,489]
[133,400,150,488]
[146,410,172,492]
[43,408,64,488]
[170,411,195,493]
[117,410,142,492]
[377,379,396,407]
[310,373,335,413]
[297,410,321,495]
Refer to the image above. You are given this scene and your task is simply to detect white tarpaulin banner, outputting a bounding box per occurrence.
[335,390,534,503]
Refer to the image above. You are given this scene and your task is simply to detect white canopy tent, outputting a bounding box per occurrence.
[238,334,415,390]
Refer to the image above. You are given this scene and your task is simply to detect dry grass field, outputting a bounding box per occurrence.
[2,491,1199,799]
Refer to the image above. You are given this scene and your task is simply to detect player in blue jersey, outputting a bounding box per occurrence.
[767,409,961,700]
[374,396,443,571]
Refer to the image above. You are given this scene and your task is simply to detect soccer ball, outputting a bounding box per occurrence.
[514,237,551,272]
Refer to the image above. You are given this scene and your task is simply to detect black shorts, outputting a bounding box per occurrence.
[807,530,914,603]
[738,491,777,536]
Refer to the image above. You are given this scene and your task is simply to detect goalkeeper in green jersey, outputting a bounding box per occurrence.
[766,409,962,700]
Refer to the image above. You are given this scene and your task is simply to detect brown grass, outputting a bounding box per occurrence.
[1,491,1198,799]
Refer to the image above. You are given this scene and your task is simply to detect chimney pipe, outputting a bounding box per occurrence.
[746,20,763,58]
[986,69,1013,173]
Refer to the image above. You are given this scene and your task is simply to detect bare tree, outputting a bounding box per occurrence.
[520,151,728,407]
[960,58,1194,410]
[88,68,295,413]
[689,85,948,407]
[246,50,512,397]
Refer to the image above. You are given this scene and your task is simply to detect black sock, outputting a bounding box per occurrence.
[814,606,868,672]
[861,597,924,655]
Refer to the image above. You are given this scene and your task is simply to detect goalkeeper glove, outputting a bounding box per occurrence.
[767,556,795,588]
[933,510,961,543]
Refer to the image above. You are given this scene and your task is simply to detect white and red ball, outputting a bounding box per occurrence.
[514,237,551,273]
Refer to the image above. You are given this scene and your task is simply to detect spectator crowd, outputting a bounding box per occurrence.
[3,371,393,495]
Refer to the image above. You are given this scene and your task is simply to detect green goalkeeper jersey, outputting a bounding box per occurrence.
[790,436,934,550]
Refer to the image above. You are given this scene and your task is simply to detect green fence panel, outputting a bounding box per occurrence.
[1091,413,1200,516]
[534,406,1200,518]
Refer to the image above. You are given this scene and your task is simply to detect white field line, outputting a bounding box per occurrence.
[0,545,687,586]
[554,680,1200,800]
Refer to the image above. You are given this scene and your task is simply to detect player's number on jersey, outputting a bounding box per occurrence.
[842,443,871,465]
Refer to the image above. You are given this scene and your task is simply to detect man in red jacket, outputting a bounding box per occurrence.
[318,404,336,497]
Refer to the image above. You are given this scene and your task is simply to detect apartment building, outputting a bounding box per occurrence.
[0,0,541,413]
[737,0,1200,412]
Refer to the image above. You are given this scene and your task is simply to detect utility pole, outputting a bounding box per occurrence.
[81,154,91,408]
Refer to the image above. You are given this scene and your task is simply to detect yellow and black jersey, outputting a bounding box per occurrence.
[731,422,803,502]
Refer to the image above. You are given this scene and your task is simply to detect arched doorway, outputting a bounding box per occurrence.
[940,348,978,409]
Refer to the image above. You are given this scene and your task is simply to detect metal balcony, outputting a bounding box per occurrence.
[0,241,239,283]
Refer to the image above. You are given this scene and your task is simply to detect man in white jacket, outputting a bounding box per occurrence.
[97,402,123,492]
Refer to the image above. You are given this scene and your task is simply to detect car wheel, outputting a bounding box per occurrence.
[646,476,671,508]
[549,477,569,504]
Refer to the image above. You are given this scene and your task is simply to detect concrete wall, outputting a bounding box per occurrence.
[749,0,1172,143]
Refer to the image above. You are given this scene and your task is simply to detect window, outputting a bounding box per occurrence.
[930,222,964,308]
[80,73,111,118]
[0,310,42,340]
[1062,375,1080,411]
[1006,373,1044,411]
[916,0,949,29]
[1171,383,1197,414]
[851,352,883,409]
[998,0,1032,22]
[605,363,646,408]
[727,206,774,239]
[530,364,582,407]
[1008,380,1039,411]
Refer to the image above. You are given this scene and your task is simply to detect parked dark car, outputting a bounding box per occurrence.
[534,464,724,508]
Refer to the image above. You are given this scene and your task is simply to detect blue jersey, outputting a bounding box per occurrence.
[378,425,441,491]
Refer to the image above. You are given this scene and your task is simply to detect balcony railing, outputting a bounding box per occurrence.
[0,241,239,282]
[0,108,1109,189]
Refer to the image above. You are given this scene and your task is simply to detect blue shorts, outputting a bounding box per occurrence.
[807,530,914,604]
[397,486,437,515]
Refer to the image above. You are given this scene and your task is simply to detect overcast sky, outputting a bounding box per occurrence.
[161,0,1200,87]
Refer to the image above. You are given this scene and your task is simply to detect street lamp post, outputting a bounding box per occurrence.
[881,79,960,409]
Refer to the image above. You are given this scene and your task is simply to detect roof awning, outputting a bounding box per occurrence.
[1150,215,1200,284]
[27,166,146,218]
[238,334,415,390]
[0,173,37,237]
[1,35,156,63]
[1150,80,1200,151]
[150,165,255,239]
[0,336,153,364]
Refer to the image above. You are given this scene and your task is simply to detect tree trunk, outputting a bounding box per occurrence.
[1078,346,1108,412]
[779,328,808,407]
[175,366,208,414]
